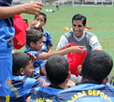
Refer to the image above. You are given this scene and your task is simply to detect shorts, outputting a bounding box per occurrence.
[56,5,59,8]
[0,56,12,96]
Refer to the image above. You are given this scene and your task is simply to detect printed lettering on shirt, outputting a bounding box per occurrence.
[11,85,20,98]
[68,90,112,102]
[31,97,53,102]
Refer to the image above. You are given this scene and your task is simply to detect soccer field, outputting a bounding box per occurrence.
[16,6,114,77]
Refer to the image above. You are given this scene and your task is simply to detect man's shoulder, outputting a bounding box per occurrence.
[85,31,95,37]
[63,30,73,38]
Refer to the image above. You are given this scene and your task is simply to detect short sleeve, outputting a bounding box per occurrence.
[46,33,53,46]
[29,51,42,58]
[89,36,102,50]
[39,59,45,67]
[56,35,69,50]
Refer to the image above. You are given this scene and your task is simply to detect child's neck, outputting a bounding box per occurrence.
[57,80,68,89]
[35,28,43,32]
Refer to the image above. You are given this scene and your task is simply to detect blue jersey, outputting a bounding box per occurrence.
[54,82,114,102]
[30,84,63,102]
[0,0,14,55]
[42,29,53,52]
[25,29,53,53]
[24,48,45,79]
[0,0,15,97]
[3,75,43,102]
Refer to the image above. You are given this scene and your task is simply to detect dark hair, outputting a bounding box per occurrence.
[12,52,32,75]
[26,29,44,47]
[45,55,69,85]
[72,14,86,26]
[82,50,113,83]
[34,12,47,22]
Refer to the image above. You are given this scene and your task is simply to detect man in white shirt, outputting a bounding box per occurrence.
[57,14,102,54]
[57,14,102,84]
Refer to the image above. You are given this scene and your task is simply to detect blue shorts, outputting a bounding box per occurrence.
[0,55,12,96]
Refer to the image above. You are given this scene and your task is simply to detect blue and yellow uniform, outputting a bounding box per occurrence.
[25,29,53,53]
[54,82,114,102]
[24,48,45,79]
[30,84,63,102]
[42,29,53,52]
[0,0,14,96]
[3,75,43,102]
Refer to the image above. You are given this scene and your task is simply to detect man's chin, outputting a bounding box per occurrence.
[75,34,80,38]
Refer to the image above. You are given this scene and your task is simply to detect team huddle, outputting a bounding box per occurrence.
[0,0,114,102]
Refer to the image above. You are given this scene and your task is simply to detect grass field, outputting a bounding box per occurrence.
[14,6,114,79]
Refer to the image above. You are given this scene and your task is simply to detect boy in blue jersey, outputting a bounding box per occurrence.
[29,12,53,53]
[3,52,49,102]
[27,55,75,102]
[0,1,42,102]
[54,50,114,102]
[24,29,85,76]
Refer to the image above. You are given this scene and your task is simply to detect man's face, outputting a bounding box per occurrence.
[24,60,34,78]
[72,20,85,38]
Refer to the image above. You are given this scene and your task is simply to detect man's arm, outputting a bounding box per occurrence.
[89,36,102,51]
[0,1,42,19]
[56,35,69,50]
[95,47,102,50]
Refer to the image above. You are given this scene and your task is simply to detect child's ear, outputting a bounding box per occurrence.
[77,65,82,76]
[44,22,46,25]
[19,68,25,76]
[101,78,109,84]
[46,74,49,81]
[30,42,34,47]
[67,71,71,80]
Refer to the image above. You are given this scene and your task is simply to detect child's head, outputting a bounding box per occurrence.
[26,29,44,51]
[82,50,113,83]
[34,12,47,29]
[12,52,34,78]
[45,55,70,85]
[34,12,47,22]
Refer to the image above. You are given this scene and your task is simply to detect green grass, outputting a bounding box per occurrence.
[14,6,114,78]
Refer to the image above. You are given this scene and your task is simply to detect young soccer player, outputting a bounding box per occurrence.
[29,12,53,53]
[3,52,49,102]
[0,1,42,102]
[55,0,59,10]
[54,50,114,102]
[27,55,75,102]
[24,29,85,76]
